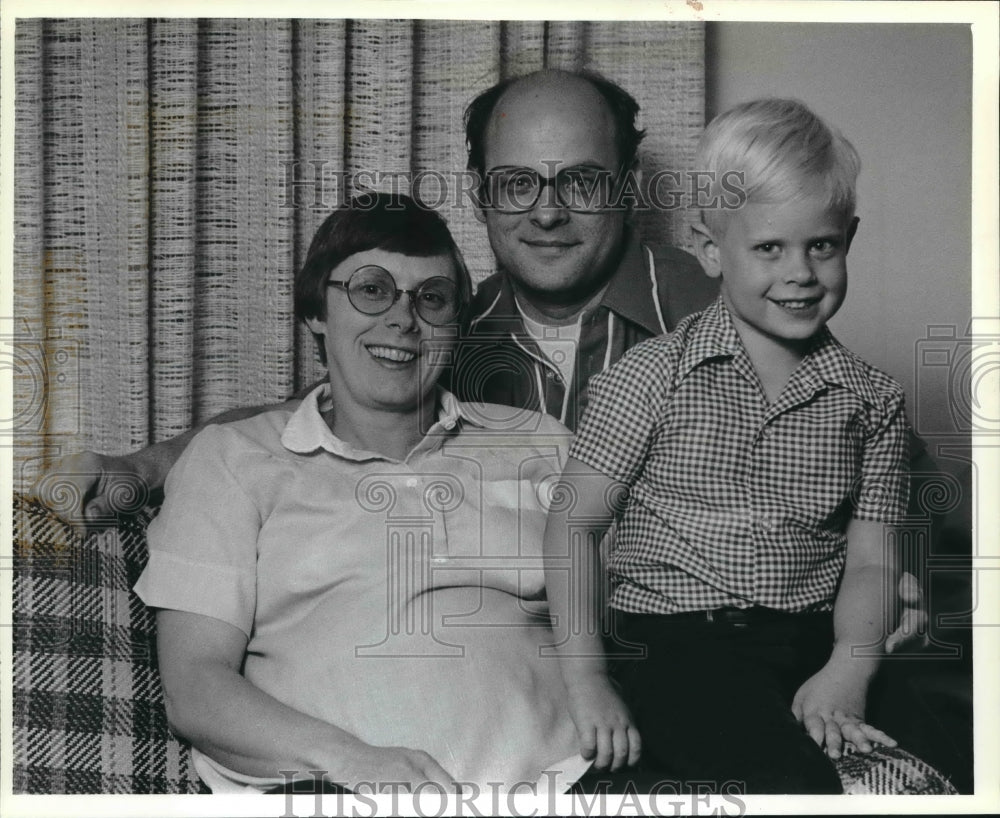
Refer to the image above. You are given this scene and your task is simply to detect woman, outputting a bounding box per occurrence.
[134,193,583,793]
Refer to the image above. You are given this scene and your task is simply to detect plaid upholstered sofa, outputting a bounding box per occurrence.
[11,493,962,796]
[12,496,205,793]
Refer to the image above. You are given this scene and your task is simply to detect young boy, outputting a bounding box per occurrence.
[542,99,909,793]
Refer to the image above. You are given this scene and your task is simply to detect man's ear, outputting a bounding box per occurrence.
[305,315,326,336]
[618,159,641,220]
[470,169,488,224]
[845,216,860,253]
[689,219,722,279]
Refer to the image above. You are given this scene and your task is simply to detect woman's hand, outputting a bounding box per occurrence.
[792,662,896,759]
[565,671,641,771]
[156,609,456,789]
[339,743,455,792]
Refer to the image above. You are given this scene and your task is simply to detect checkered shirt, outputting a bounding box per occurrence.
[570,297,910,614]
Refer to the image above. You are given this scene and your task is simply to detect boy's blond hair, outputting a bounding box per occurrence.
[695,98,861,235]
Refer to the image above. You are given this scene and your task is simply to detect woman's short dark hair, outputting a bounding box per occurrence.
[464,68,646,176]
[295,192,473,363]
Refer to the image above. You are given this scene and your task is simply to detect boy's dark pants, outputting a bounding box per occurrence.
[607,608,844,794]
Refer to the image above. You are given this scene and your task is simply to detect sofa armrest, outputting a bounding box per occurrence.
[12,493,204,793]
[836,744,958,794]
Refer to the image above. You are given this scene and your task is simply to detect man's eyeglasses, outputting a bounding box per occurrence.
[326,265,461,326]
[481,164,626,213]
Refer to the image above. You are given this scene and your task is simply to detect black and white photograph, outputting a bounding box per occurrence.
[2,1,997,815]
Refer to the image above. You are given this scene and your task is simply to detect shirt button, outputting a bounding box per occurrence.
[405,477,418,488]
[758,517,773,532]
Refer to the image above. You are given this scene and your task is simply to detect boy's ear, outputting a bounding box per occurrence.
[689,219,722,279]
[845,216,860,253]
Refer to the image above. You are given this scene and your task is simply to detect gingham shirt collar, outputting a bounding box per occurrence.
[679,297,883,408]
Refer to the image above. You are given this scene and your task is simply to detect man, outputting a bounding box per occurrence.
[30,68,925,649]
[454,70,715,430]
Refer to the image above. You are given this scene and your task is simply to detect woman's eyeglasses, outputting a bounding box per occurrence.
[326,265,461,326]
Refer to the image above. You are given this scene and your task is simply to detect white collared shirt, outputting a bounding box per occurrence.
[135,386,579,791]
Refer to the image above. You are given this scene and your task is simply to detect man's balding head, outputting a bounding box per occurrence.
[465,69,645,177]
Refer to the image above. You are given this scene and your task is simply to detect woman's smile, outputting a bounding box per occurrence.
[366,343,420,365]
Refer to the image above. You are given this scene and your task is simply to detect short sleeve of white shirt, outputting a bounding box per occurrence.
[134,424,262,636]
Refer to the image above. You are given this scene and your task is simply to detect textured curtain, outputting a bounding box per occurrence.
[12,18,705,488]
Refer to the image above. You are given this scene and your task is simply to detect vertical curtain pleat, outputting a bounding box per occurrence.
[240,22,296,414]
[544,21,588,70]
[586,22,706,251]
[413,21,500,287]
[13,20,48,484]
[194,20,296,422]
[37,21,101,461]
[12,18,704,488]
[499,21,546,78]
[346,21,414,178]
[78,20,151,455]
[191,21,229,421]
[150,19,198,441]
[291,19,347,390]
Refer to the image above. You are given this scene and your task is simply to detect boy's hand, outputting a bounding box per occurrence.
[564,672,641,771]
[791,663,896,759]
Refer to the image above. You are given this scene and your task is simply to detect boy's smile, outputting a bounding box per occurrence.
[694,187,858,366]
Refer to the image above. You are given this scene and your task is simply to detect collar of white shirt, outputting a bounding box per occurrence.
[281,383,480,460]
